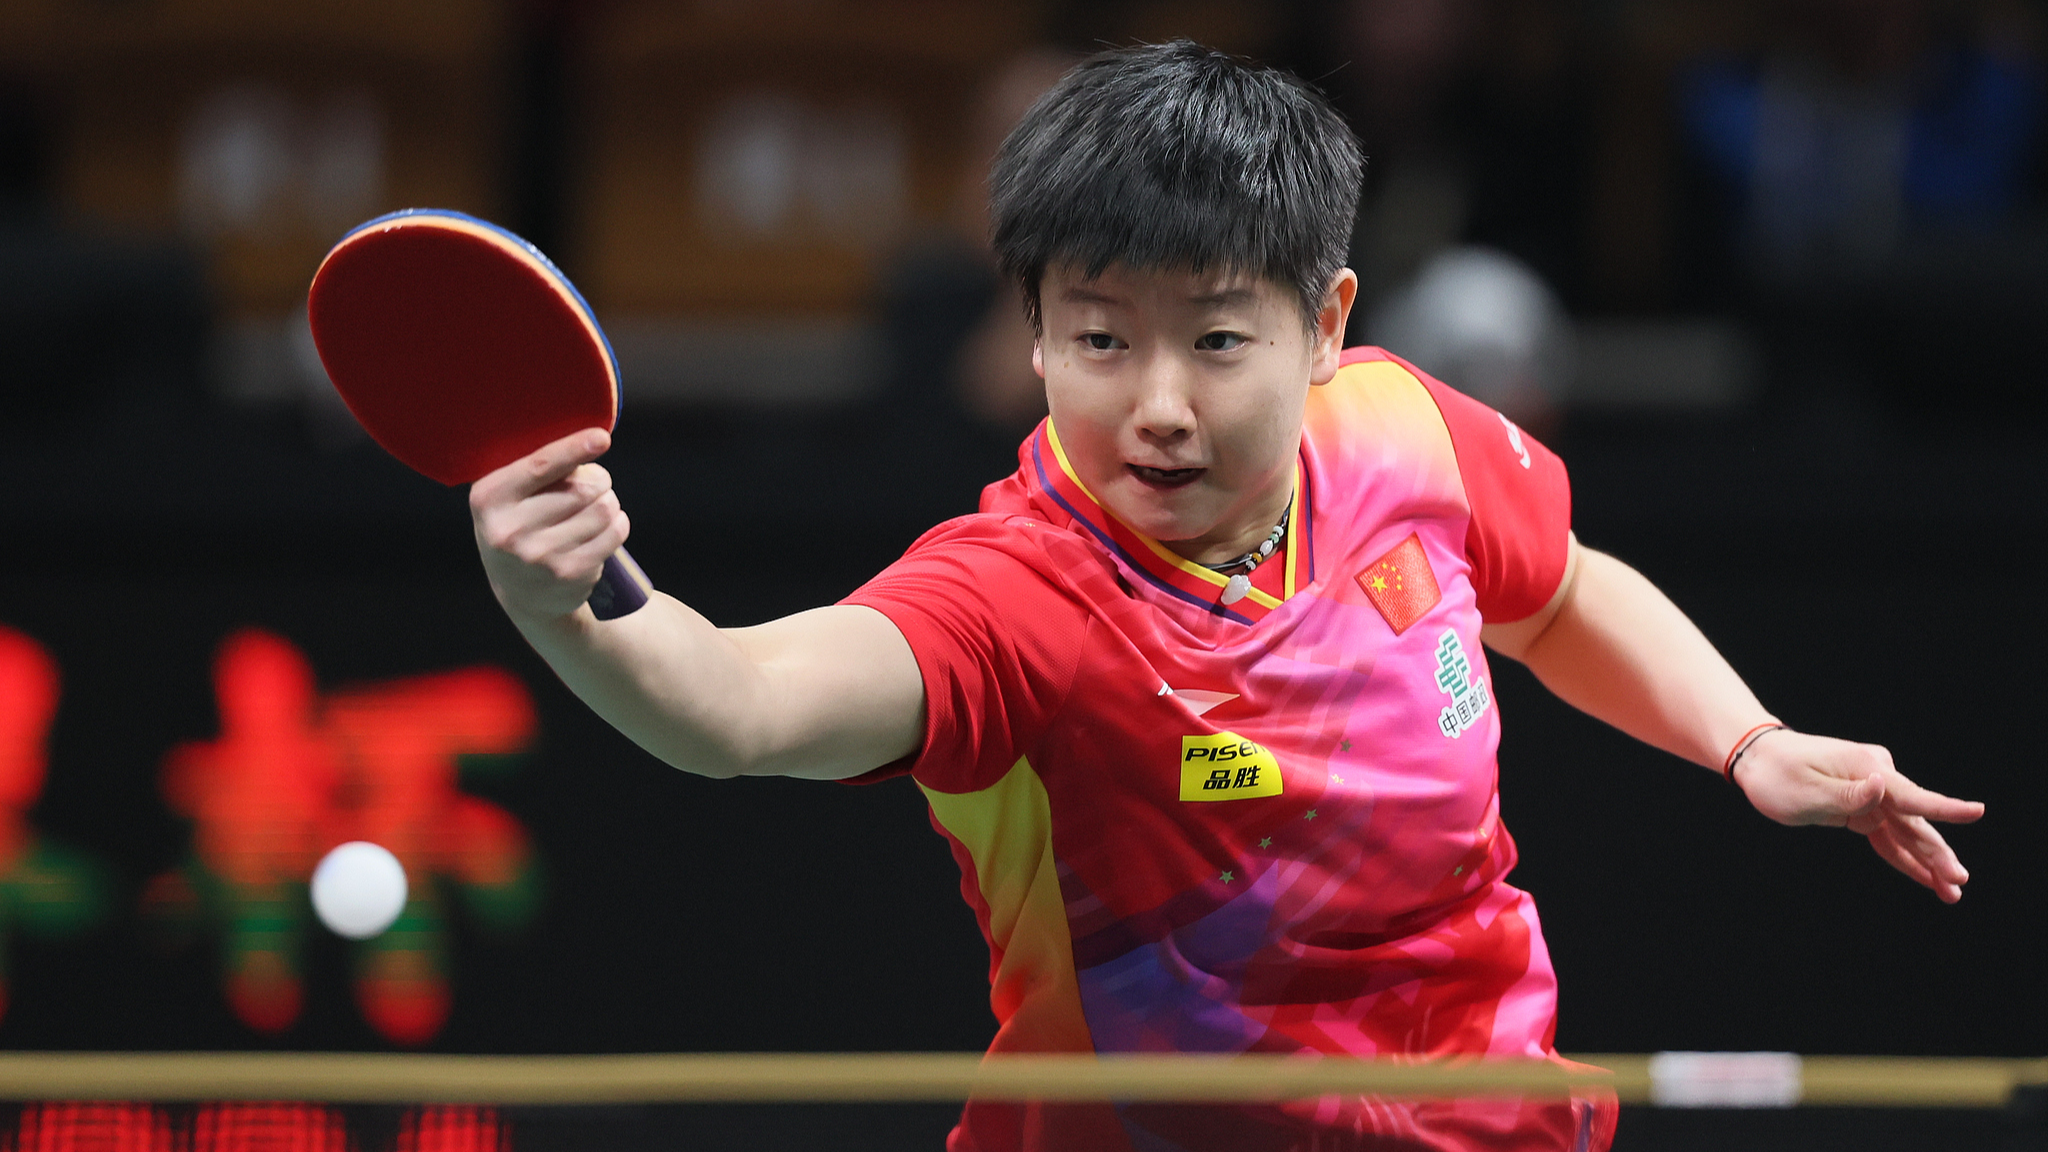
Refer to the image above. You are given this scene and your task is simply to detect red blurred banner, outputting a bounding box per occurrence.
[4,1102,508,1151]
[142,628,540,1044]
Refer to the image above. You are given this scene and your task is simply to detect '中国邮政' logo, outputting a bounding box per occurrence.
[1433,628,1492,738]
[1179,732,1283,801]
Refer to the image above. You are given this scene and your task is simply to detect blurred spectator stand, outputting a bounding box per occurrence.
[0,0,513,420]
[1623,0,2047,424]
[565,0,1031,408]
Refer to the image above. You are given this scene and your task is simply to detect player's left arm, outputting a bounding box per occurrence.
[1482,535,1985,902]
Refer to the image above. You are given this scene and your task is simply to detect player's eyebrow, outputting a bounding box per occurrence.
[1060,285,1126,306]
[1186,287,1259,308]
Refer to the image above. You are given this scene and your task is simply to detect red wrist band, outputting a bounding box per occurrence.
[1723,722,1786,783]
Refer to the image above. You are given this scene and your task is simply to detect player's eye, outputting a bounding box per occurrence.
[1081,332,1122,351]
[1196,331,1247,352]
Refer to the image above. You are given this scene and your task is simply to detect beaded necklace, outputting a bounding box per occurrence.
[1202,501,1291,605]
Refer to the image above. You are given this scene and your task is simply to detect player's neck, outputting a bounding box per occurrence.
[1165,487,1293,569]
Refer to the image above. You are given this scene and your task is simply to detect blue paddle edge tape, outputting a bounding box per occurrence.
[328,207,623,424]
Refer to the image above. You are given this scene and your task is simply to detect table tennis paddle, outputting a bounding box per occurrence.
[307,208,651,619]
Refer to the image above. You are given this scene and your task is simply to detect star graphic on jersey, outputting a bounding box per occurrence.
[1258,837,1272,849]
[1340,739,1352,752]
[1304,809,1318,820]
[1368,574,1388,591]
[1332,774,1344,784]
[1453,866,1465,877]
[1219,870,1234,884]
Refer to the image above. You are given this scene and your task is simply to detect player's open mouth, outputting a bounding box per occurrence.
[1129,464,1204,489]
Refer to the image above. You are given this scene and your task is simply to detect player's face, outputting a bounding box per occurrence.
[1034,263,1354,565]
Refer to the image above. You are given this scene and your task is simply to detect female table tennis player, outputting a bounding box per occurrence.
[465,43,1982,1152]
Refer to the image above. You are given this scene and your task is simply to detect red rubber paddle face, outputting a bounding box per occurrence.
[308,212,618,486]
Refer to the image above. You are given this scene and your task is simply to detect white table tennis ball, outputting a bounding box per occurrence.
[311,841,409,940]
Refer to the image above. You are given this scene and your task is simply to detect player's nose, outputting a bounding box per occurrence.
[1130,351,1196,441]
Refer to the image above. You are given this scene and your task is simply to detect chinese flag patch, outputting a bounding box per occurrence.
[1356,533,1441,634]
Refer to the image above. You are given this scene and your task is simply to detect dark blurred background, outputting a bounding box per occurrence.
[0,0,2043,1144]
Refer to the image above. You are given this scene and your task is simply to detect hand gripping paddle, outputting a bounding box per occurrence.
[308,209,652,619]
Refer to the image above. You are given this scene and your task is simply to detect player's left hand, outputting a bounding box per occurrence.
[1731,729,1984,903]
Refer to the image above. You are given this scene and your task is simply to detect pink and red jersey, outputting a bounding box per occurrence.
[844,348,1616,1152]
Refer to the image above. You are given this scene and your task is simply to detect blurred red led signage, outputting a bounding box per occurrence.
[6,1102,508,1151]
[0,627,106,1026]
[145,628,539,1044]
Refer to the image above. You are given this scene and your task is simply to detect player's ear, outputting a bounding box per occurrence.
[1309,268,1358,386]
[1032,336,1045,379]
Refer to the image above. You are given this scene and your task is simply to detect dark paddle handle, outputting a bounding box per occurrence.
[587,548,653,620]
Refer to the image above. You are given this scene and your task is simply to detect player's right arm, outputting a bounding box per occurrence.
[468,428,926,781]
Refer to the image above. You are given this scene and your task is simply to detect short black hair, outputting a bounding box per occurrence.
[990,40,1363,331]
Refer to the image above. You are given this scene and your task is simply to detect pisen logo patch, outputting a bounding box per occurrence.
[1179,732,1283,801]
[1433,628,1492,738]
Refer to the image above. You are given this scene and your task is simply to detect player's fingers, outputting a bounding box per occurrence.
[545,461,612,497]
[560,508,631,576]
[1877,813,1970,902]
[510,463,616,524]
[1869,822,1932,882]
[1880,774,1985,825]
[1810,771,1884,827]
[518,428,611,494]
[493,428,612,502]
[546,489,626,551]
[1893,811,1969,888]
[1867,822,1941,893]
[514,493,624,574]
[469,430,608,528]
[476,466,617,557]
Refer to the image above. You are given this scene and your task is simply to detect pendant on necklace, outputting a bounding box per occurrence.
[1221,572,1252,605]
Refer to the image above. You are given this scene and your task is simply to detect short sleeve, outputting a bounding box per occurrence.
[1413,374,1573,622]
[838,516,1088,792]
